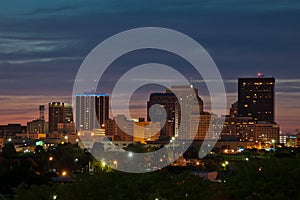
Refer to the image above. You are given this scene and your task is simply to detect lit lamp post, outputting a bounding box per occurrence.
[271,139,276,152]
[62,171,67,176]
[49,156,54,161]
[64,135,68,143]
[171,137,175,150]
[113,160,118,169]
[221,160,229,170]
[170,137,176,160]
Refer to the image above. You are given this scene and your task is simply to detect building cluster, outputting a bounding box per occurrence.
[222,77,280,144]
[1,75,299,152]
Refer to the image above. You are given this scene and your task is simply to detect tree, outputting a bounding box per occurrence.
[1,143,16,159]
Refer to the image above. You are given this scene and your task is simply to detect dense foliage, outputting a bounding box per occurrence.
[1,143,300,199]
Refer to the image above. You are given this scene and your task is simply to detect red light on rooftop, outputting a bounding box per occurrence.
[258,72,264,78]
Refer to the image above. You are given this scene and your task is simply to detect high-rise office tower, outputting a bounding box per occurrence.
[48,102,73,135]
[238,76,275,123]
[76,93,109,132]
[147,92,177,139]
[147,85,204,139]
[169,85,204,139]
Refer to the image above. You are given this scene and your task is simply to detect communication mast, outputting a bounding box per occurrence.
[39,105,45,120]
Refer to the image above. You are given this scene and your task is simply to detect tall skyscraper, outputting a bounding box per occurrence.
[48,102,73,135]
[147,85,204,139]
[238,76,275,123]
[76,93,109,132]
[147,92,177,139]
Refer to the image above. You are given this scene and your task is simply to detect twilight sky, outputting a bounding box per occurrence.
[0,0,299,133]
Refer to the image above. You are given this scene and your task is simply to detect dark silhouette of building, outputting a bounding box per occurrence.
[48,102,73,136]
[147,85,204,139]
[39,105,45,120]
[0,124,27,138]
[238,76,275,123]
[27,119,48,134]
[27,105,48,134]
[76,93,109,132]
[147,92,177,139]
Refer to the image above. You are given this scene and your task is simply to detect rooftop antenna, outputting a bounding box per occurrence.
[39,105,45,120]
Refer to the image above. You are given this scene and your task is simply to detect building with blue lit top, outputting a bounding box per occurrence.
[75,93,109,132]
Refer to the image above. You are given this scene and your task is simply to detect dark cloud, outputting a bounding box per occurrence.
[0,0,299,131]
[21,5,82,16]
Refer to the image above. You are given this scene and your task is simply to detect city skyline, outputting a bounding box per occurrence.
[0,75,296,133]
[0,75,297,133]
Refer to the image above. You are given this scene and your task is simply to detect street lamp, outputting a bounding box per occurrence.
[113,160,118,168]
[171,136,175,150]
[128,152,133,158]
[222,161,229,170]
[62,171,67,176]
[271,139,276,151]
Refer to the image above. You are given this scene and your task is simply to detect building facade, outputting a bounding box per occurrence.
[105,115,134,141]
[76,93,109,132]
[0,124,27,138]
[134,121,161,143]
[221,116,255,142]
[238,77,275,123]
[27,119,48,134]
[147,85,204,140]
[48,102,74,136]
[254,123,280,143]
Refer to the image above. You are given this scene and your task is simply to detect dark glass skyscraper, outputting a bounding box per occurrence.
[147,92,177,138]
[238,77,275,123]
[147,85,204,139]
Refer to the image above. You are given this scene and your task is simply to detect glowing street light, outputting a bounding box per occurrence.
[271,139,275,143]
[222,161,229,170]
[49,156,54,161]
[128,152,133,158]
[271,139,276,151]
[62,171,67,176]
[113,160,118,168]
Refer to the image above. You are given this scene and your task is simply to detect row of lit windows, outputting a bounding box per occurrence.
[242,82,274,86]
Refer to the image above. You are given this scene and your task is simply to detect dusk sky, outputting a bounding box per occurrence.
[0,0,299,133]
